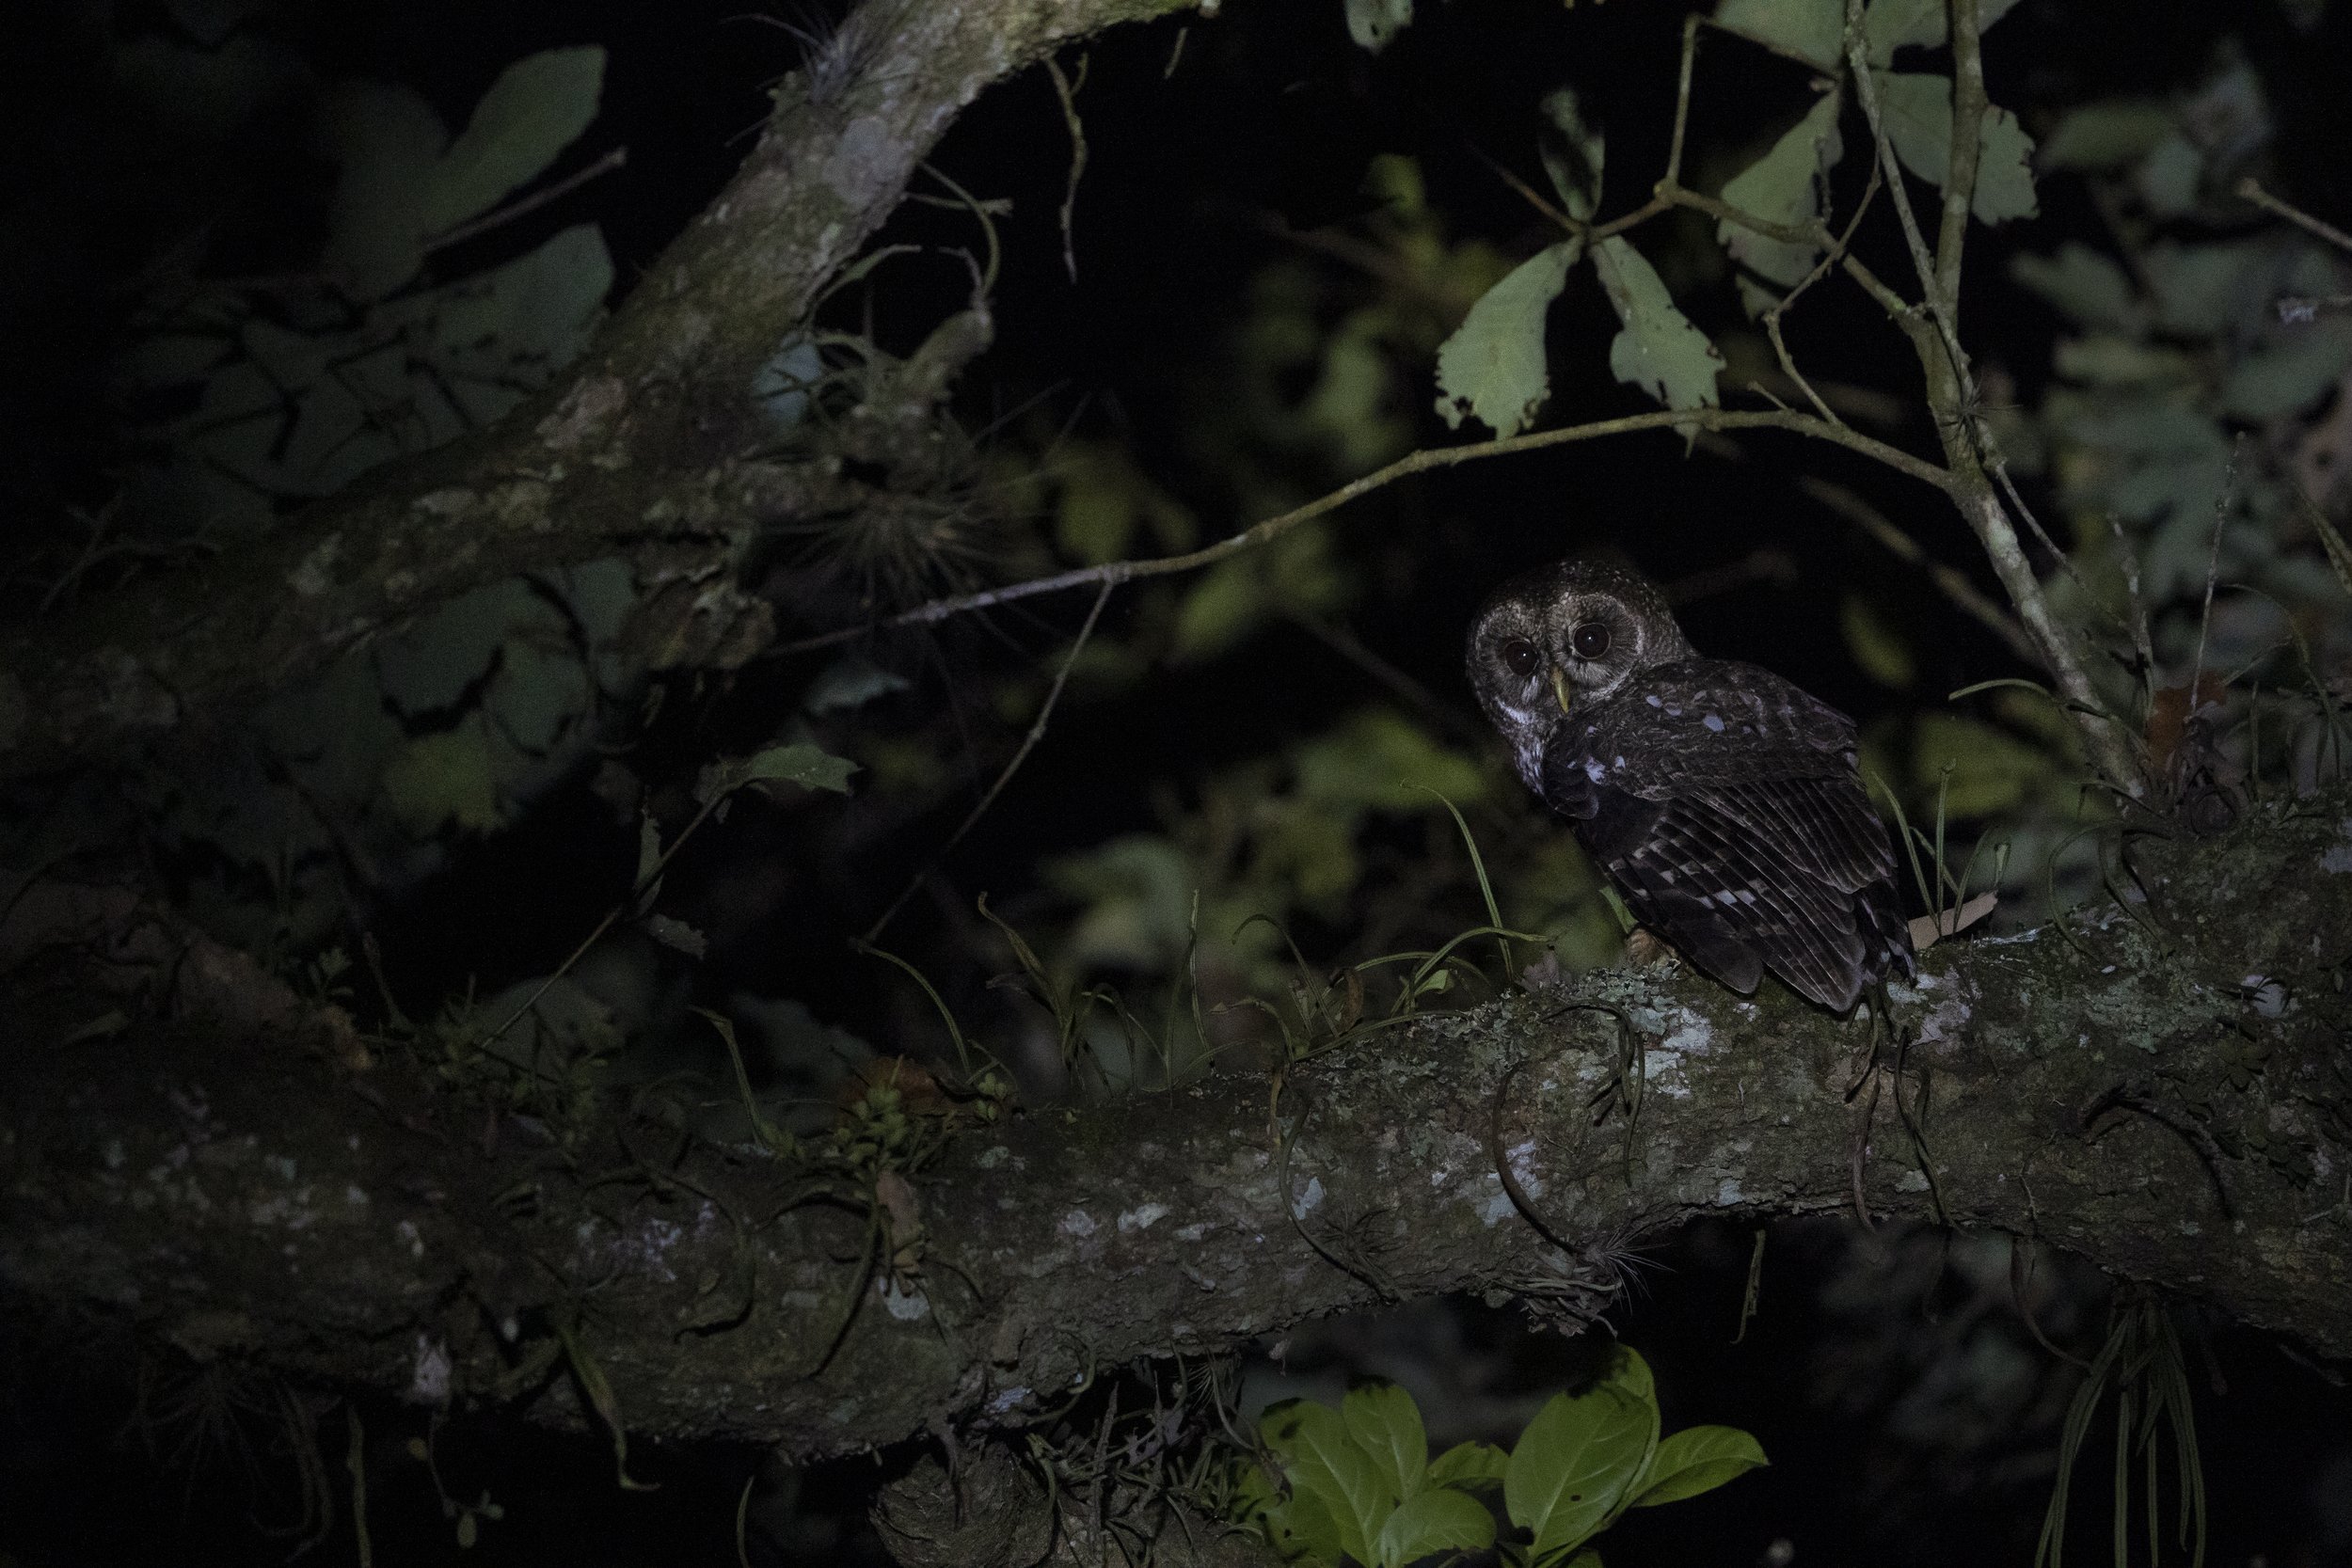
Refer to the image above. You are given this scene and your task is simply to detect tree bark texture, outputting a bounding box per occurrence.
[6,798,2347,1459]
[0,0,1192,781]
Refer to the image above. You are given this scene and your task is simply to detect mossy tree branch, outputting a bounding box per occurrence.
[0,0,1195,782]
[5,798,2345,1458]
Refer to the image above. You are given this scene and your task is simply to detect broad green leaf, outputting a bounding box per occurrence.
[1343,1384,1429,1508]
[1626,1426,1769,1508]
[2139,241,2268,335]
[1427,1441,1510,1492]
[2051,336,2196,387]
[1504,1386,1656,1560]
[2037,100,2174,172]
[1591,237,1723,414]
[1841,594,1915,689]
[1874,71,2038,225]
[1344,0,1412,53]
[319,79,446,298]
[2007,244,2147,335]
[383,722,501,835]
[1373,1486,1496,1567]
[1712,0,1841,69]
[1716,90,1843,302]
[1434,240,1581,438]
[1293,709,1487,811]
[418,46,606,237]
[697,742,857,804]
[1263,1400,1393,1565]
[1539,89,1604,222]
[2219,320,2352,421]
[1861,0,2025,66]
[2134,131,2202,218]
[742,742,857,794]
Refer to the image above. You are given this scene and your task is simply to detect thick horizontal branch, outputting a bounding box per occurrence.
[5,797,2347,1460]
[0,0,1192,782]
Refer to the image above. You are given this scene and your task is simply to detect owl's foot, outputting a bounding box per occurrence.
[1624,927,1680,971]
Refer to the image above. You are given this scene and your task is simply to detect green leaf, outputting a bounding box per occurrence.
[1626,1426,1769,1508]
[1716,90,1843,301]
[2219,319,2352,421]
[2134,131,2203,218]
[2139,240,2267,335]
[1373,1486,1496,1567]
[1538,88,1604,223]
[1503,1385,1657,1560]
[1841,594,1915,689]
[1427,1441,1510,1492]
[1343,1384,1429,1509]
[2037,100,2175,172]
[319,79,446,299]
[1435,240,1581,438]
[1712,0,1841,69]
[2007,244,2148,335]
[1861,0,2025,67]
[418,46,606,237]
[1263,1400,1393,1565]
[1591,237,1723,414]
[1873,71,2038,225]
[1344,0,1413,53]
[696,742,857,805]
[1280,1484,1349,1563]
[383,722,502,836]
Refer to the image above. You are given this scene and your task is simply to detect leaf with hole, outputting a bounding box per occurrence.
[1435,240,1581,438]
[1592,238,1723,414]
[1344,0,1412,53]
[1873,71,2038,225]
[1503,1382,1656,1560]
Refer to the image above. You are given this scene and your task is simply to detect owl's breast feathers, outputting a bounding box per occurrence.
[1538,658,1915,1011]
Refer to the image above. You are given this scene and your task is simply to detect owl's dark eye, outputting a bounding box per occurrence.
[1571,622,1612,660]
[1501,638,1540,676]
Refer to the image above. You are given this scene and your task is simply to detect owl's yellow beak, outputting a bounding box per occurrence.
[1550,666,1574,715]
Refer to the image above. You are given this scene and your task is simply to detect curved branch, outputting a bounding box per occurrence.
[775,406,1955,656]
[0,0,1197,782]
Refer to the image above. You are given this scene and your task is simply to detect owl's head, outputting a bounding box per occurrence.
[1465,555,1692,745]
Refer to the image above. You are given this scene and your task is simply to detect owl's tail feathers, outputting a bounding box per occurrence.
[1661,915,1768,998]
[1854,878,1918,985]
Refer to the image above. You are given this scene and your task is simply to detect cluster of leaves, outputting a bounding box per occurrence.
[119,46,612,536]
[1430,0,2041,440]
[1234,1350,1765,1567]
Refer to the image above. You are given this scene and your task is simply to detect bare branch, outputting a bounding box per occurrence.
[775,406,1956,656]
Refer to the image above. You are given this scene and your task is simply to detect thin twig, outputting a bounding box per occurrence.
[773,405,1953,656]
[1936,0,1988,312]
[2236,177,2352,257]
[422,145,629,255]
[2187,437,2245,711]
[1797,476,2040,664]
[1044,54,1089,283]
[864,578,1115,942]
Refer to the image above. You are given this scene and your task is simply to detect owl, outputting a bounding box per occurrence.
[1467,556,1915,1011]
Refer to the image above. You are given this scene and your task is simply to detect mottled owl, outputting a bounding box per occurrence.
[1467,556,1915,1011]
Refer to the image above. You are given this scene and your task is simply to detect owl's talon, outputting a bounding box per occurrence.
[1623,927,1678,971]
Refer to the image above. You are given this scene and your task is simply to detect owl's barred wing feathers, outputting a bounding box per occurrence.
[1540,661,1915,1011]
